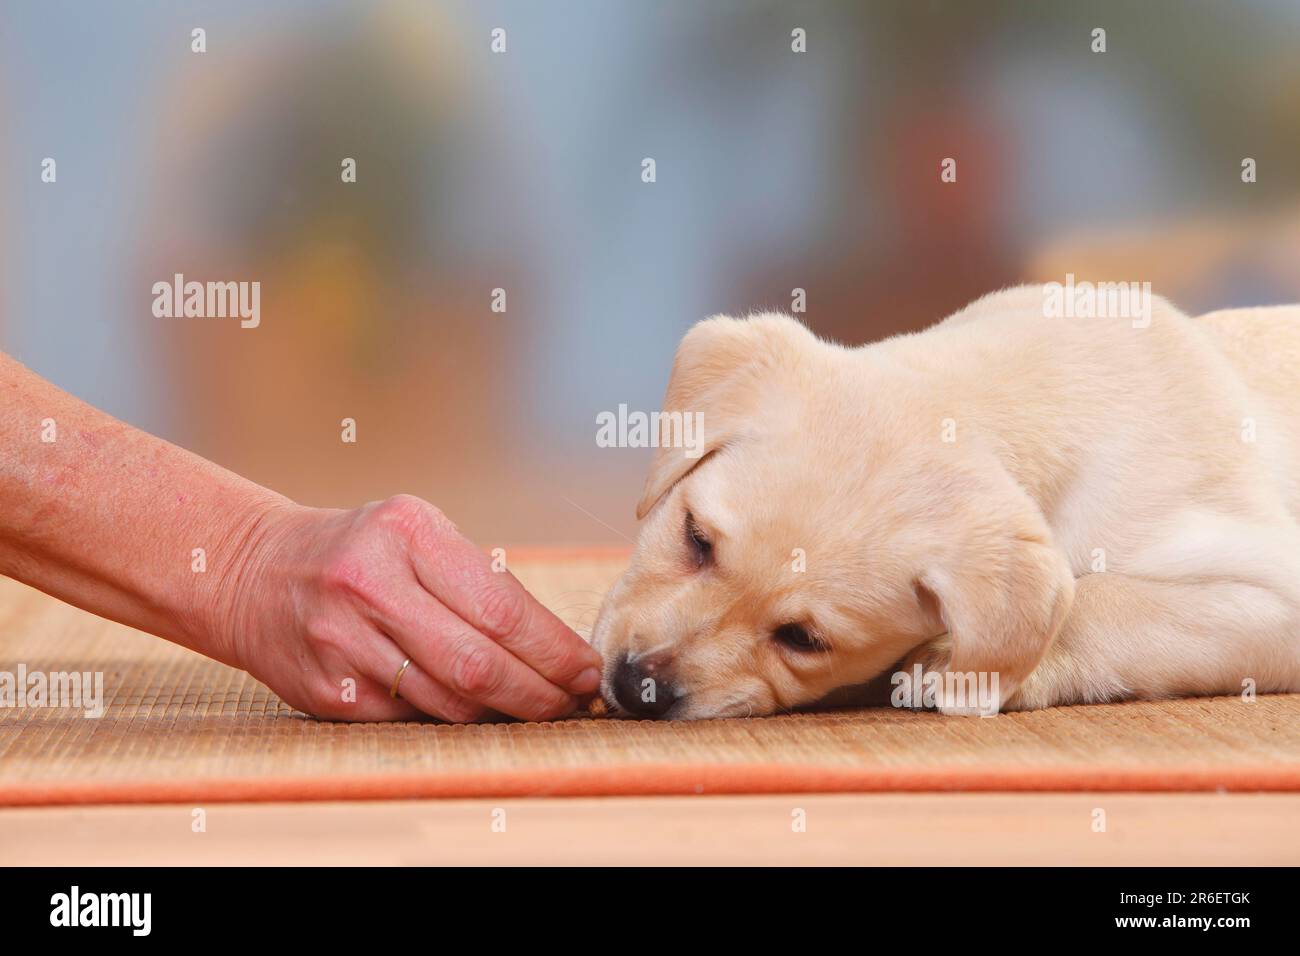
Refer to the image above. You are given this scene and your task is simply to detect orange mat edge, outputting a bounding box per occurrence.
[3,762,1299,807]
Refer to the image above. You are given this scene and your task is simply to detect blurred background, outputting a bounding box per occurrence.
[3,0,1299,546]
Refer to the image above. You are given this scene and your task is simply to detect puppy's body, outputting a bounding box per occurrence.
[593,287,1300,718]
[900,291,1300,709]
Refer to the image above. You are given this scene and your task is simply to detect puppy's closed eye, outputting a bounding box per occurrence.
[773,622,825,653]
[685,510,713,568]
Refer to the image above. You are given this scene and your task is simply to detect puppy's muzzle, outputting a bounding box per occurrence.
[611,652,677,718]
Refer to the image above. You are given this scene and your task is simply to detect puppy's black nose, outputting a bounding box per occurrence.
[612,653,675,718]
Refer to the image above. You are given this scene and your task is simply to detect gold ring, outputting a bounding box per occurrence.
[389,658,412,699]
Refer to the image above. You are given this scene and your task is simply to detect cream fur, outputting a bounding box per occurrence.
[591,287,1300,718]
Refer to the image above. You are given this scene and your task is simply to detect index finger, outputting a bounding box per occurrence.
[411,532,603,695]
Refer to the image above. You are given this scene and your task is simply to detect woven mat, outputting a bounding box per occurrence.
[2,554,1299,806]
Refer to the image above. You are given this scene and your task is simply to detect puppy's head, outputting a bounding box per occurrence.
[591,313,1073,719]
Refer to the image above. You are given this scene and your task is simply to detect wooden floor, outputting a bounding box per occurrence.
[5,564,1299,866]
[3,793,1298,866]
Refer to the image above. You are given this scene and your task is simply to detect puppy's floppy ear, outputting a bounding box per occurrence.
[635,313,815,519]
[911,456,1075,710]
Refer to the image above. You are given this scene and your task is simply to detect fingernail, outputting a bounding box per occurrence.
[571,667,601,694]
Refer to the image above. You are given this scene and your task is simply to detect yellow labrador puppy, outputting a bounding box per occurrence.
[591,286,1300,718]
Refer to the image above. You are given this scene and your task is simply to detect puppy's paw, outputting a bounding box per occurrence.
[898,635,953,684]
[899,635,1003,716]
[1002,646,1128,711]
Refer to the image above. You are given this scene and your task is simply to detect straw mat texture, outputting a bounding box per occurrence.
[2,554,1298,806]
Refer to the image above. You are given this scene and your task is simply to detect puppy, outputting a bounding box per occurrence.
[590,286,1300,718]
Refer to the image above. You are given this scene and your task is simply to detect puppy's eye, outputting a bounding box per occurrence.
[773,623,823,653]
[685,511,712,568]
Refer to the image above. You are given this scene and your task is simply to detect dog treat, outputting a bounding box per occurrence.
[587,696,609,718]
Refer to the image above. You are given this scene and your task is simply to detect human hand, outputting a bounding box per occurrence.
[219,495,602,721]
